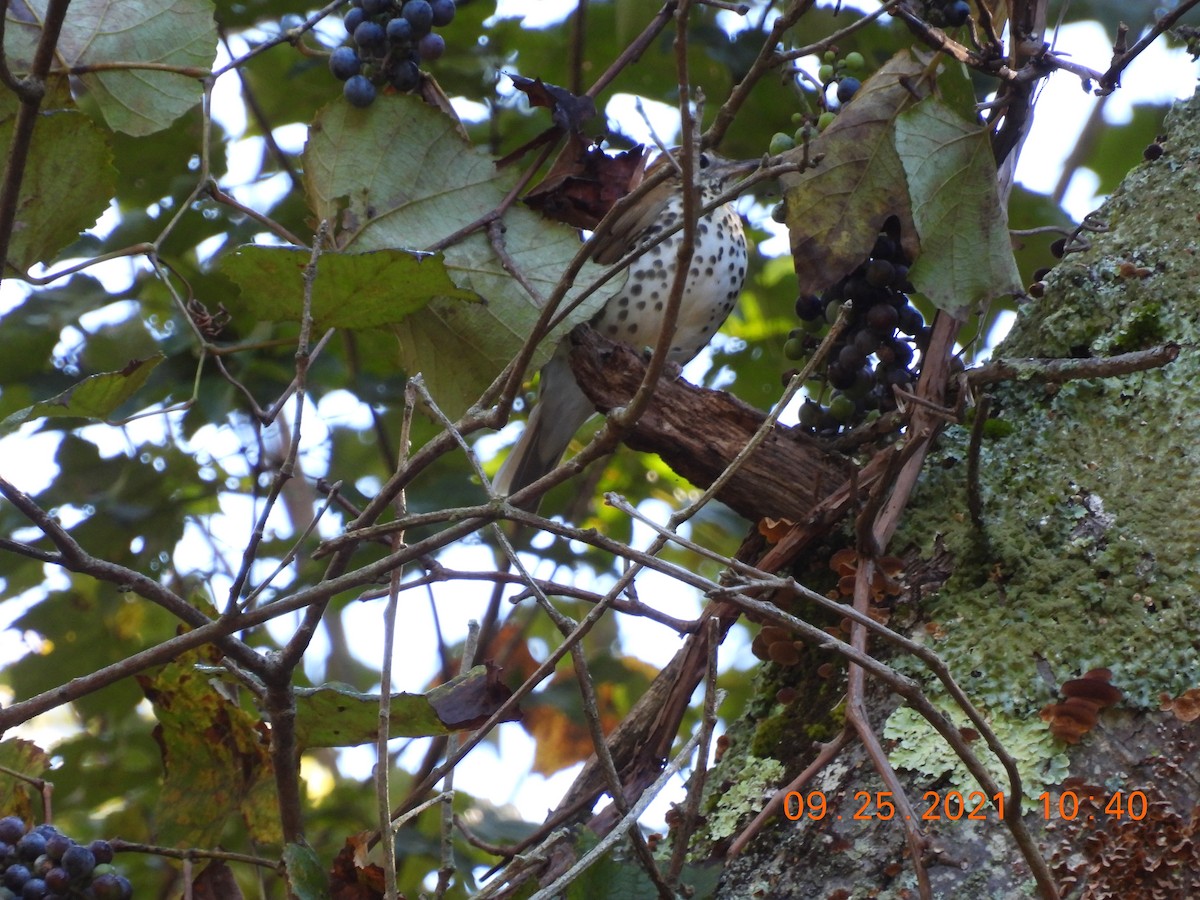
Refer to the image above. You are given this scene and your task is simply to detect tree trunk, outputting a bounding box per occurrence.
[712,90,1200,899]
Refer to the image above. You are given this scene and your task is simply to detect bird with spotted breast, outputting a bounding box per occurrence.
[495,150,756,507]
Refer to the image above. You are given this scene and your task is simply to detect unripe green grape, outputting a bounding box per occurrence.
[794,124,817,144]
[783,337,807,360]
[818,63,835,83]
[798,400,824,429]
[828,393,856,423]
[797,315,825,334]
[817,111,836,131]
[769,132,796,155]
[844,51,865,71]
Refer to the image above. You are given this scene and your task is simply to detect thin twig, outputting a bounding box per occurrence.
[966,394,991,533]
[0,0,72,277]
[377,379,418,900]
[968,342,1179,386]
[433,621,479,898]
[666,618,723,885]
[1097,0,1200,93]
[109,840,279,869]
[527,731,703,900]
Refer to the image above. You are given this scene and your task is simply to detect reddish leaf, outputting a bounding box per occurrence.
[330,834,388,900]
[191,861,244,900]
[508,73,597,132]
[428,661,518,730]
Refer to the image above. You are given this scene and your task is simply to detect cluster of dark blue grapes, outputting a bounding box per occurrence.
[329,0,457,107]
[785,225,929,436]
[0,817,131,900]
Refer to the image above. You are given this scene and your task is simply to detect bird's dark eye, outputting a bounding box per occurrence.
[699,152,711,169]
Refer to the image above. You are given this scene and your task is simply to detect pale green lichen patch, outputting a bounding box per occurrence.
[703,755,786,841]
[887,94,1200,780]
[884,704,1070,809]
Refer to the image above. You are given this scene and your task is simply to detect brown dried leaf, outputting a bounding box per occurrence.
[525,135,647,229]
[508,74,597,132]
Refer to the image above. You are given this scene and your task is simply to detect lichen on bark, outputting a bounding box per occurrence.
[715,91,1200,898]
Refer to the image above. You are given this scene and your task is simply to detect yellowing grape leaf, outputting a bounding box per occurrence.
[0,88,115,271]
[782,51,933,293]
[0,739,51,822]
[138,658,279,849]
[303,93,617,417]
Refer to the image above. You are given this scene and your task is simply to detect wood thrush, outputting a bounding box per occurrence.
[495,151,755,505]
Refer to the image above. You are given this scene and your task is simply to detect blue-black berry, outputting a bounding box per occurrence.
[354,20,386,51]
[61,844,96,881]
[417,32,445,61]
[343,7,366,34]
[15,833,45,861]
[837,77,861,103]
[329,46,361,80]
[402,0,434,36]
[91,872,133,900]
[0,818,23,845]
[44,867,70,892]
[3,864,31,890]
[430,0,456,26]
[344,74,377,107]
[89,841,114,865]
[388,59,421,91]
[944,0,971,26]
[386,17,413,42]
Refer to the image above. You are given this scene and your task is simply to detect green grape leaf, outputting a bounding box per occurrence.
[303,93,617,417]
[895,96,1022,312]
[222,245,478,330]
[293,665,517,749]
[282,843,329,900]
[782,51,932,293]
[4,0,216,135]
[1,355,163,431]
[0,90,115,271]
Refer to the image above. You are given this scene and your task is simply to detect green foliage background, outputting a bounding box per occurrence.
[0,0,1193,896]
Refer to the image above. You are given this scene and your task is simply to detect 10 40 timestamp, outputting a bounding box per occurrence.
[782,789,1151,822]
